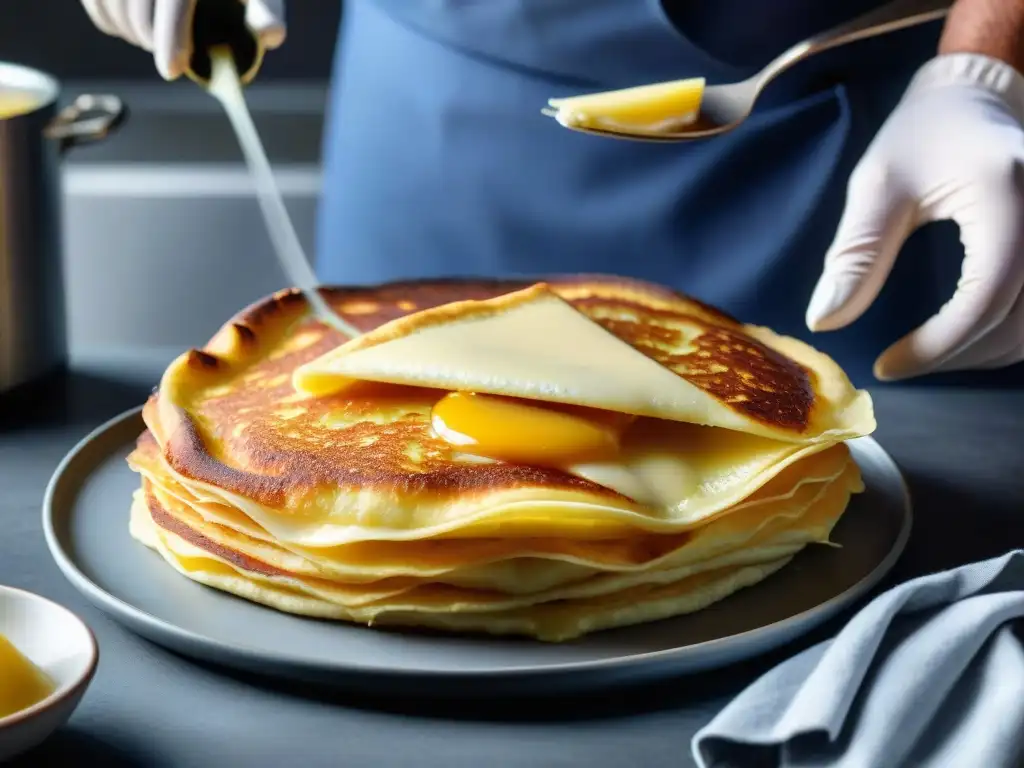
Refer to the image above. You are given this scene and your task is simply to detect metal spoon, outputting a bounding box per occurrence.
[544,0,953,143]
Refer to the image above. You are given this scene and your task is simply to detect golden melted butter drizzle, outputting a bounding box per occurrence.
[0,633,55,718]
[205,47,362,340]
[431,392,635,466]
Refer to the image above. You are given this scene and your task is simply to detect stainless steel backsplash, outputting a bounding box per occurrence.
[61,81,328,368]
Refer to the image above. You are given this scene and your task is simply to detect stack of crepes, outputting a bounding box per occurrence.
[128,276,875,642]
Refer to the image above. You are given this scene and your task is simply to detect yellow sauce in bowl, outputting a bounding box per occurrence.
[0,633,55,719]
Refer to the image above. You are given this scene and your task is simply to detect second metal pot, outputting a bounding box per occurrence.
[0,63,126,396]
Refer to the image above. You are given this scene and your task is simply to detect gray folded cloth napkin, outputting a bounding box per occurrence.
[692,550,1024,768]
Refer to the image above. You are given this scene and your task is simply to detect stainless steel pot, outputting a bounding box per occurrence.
[0,64,126,395]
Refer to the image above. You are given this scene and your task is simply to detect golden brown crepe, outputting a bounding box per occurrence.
[128,276,873,640]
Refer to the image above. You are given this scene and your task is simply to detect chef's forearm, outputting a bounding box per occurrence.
[940,0,1024,71]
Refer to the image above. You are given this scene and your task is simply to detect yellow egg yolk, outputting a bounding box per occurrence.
[431,391,634,465]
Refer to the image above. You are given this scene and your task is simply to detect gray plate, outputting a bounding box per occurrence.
[43,408,911,696]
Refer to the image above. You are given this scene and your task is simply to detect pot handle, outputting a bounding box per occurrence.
[44,94,128,155]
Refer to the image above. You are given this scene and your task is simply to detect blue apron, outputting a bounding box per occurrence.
[315,0,1017,387]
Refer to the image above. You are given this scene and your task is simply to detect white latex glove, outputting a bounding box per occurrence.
[81,0,286,81]
[806,53,1024,380]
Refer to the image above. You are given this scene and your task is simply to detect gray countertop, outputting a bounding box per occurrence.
[2,367,1023,768]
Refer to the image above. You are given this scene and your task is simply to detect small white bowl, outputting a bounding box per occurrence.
[0,586,98,763]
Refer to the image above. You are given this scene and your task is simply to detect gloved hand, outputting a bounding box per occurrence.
[806,53,1024,380]
[81,0,286,81]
